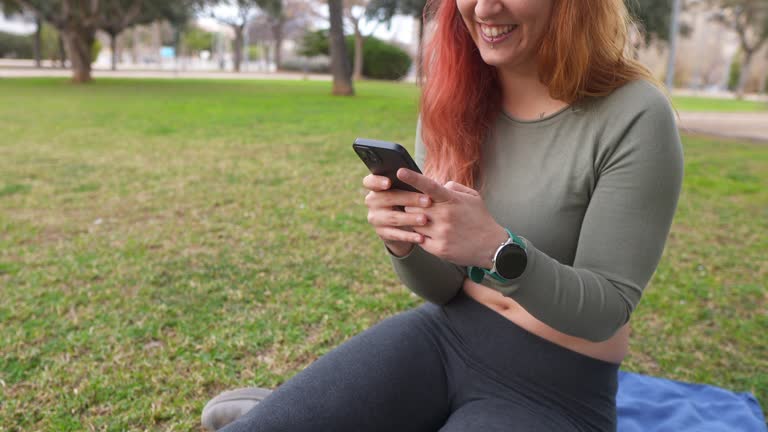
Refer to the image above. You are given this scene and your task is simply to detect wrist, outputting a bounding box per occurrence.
[385,240,415,258]
[479,224,509,269]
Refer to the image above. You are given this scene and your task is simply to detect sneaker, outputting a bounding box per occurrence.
[201,387,273,431]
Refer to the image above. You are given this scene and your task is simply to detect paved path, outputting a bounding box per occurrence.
[677,112,768,143]
[0,66,332,81]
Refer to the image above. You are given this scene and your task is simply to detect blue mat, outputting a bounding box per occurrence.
[617,371,767,432]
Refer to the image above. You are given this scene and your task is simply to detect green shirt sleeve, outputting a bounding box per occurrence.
[386,118,466,304]
[482,90,684,342]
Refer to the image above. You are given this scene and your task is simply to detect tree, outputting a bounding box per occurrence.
[366,0,425,78]
[98,0,143,70]
[101,1,199,70]
[625,0,675,46]
[15,0,106,82]
[305,0,378,80]
[210,0,259,72]
[713,0,768,98]
[255,0,283,70]
[624,0,693,59]
[328,0,353,95]
[3,0,43,67]
[14,0,204,81]
[253,0,312,71]
[344,0,377,81]
[182,25,215,55]
[1,0,19,15]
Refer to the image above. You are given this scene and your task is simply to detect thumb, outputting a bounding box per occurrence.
[444,181,479,196]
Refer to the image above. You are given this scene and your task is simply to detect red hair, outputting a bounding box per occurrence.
[419,0,656,189]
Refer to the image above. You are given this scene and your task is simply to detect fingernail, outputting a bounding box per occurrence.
[381,179,389,188]
[419,196,429,206]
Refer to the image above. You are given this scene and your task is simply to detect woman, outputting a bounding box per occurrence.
[203,0,683,430]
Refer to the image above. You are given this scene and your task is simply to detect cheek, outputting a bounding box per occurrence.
[456,2,473,26]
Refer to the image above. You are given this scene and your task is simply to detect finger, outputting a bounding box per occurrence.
[368,209,429,227]
[396,169,454,202]
[362,174,391,191]
[402,206,427,214]
[365,190,432,209]
[444,181,480,196]
[376,226,424,244]
[410,224,435,238]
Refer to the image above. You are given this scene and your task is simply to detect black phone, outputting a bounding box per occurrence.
[353,138,422,193]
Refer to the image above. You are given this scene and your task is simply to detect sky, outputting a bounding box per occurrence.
[0,13,35,35]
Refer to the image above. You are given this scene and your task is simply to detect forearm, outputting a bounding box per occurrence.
[478,238,634,342]
[386,243,465,304]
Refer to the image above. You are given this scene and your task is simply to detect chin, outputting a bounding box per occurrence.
[477,50,513,68]
[480,56,505,67]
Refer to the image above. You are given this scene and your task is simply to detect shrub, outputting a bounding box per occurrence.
[358,36,411,81]
[297,29,329,58]
[0,31,34,58]
[297,30,412,81]
[280,55,331,74]
[183,25,214,54]
[0,28,100,64]
[91,39,101,64]
[728,52,741,92]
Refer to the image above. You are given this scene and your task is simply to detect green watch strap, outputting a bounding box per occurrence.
[468,266,486,283]
[467,228,525,283]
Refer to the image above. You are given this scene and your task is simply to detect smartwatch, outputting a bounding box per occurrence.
[468,228,528,283]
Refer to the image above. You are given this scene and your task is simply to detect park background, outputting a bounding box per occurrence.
[0,0,766,430]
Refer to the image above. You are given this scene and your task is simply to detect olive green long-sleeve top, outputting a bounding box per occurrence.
[388,80,684,342]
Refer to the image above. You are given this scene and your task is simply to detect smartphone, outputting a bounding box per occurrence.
[353,138,422,193]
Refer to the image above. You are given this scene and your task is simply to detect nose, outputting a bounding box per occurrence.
[474,0,504,22]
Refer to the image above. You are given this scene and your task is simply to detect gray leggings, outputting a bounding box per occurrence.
[221,290,619,431]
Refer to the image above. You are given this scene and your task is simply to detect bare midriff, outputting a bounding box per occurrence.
[462,279,629,365]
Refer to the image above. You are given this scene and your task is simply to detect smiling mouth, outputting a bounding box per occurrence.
[478,23,518,44]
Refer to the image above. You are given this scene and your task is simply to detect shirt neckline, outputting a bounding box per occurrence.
[499,103,574,126]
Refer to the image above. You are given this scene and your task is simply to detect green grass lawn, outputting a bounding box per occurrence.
[672,95,768,112]
[1,78,766,430]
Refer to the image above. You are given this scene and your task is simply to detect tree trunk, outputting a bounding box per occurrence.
[132,28,140,64]
[260,42,268,70]
[33,17,42,68]
[416,14,424,83]
[110,32,118,71]
[328,0,354,95]
[58,34,67,68]
[353,26,363,81]
[233,26,244,72]
[736,50,753,99]
[61,28,95,83]
[272,22,283,71]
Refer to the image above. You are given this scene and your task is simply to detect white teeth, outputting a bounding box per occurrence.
[480,24,516,38]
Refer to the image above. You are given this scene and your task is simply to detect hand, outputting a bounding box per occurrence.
[396,168,508,267]
[362,174,433,256]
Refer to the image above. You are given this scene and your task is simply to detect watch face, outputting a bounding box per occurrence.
[496,244,527,279]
